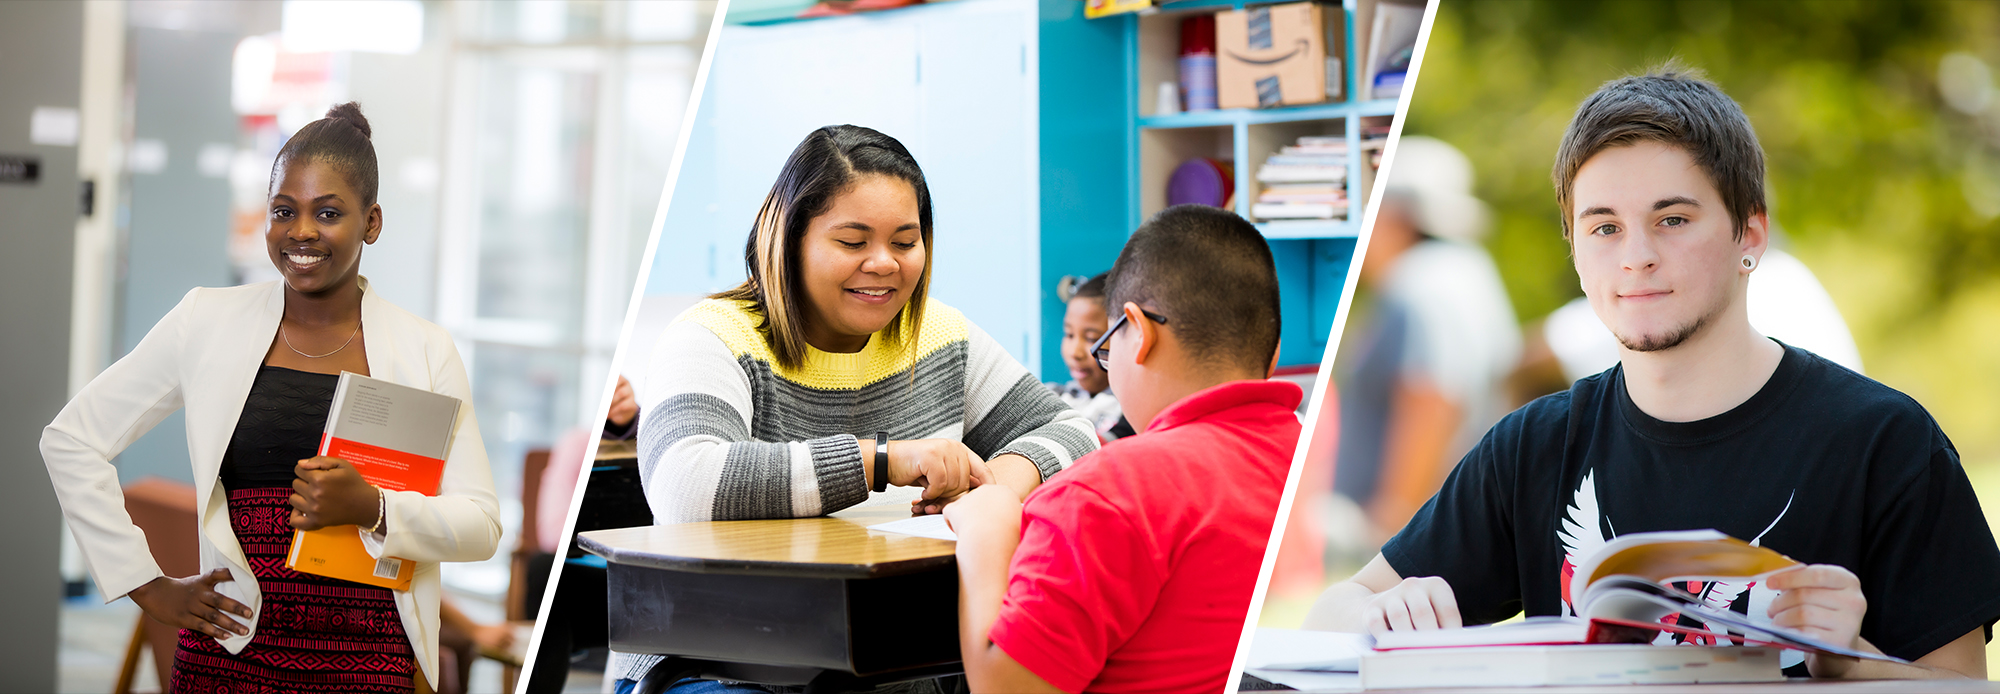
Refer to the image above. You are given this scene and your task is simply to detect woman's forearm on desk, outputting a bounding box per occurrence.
[641,418,868,523]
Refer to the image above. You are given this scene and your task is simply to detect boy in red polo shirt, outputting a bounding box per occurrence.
[944,205,1302,693]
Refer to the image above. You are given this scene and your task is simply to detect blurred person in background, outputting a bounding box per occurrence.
[1333,136,1519,545]
[523,375,641,694]
[1047,272,1134,442]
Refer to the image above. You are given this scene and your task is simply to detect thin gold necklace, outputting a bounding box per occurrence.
[281,320,361,359]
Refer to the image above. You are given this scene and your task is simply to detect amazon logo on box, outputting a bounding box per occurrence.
[1216,2,1341,110]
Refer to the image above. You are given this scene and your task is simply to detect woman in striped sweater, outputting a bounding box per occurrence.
[609,125,1099,689]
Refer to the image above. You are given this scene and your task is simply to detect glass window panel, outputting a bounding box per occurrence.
[472,0,605,44]
[471,57,598,331]
[626,0,703,42]
[623,46,698,261]
[468,341,581,505]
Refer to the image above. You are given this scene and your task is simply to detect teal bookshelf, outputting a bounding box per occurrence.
[1110,0,1408,370]
[698,0,1400,378]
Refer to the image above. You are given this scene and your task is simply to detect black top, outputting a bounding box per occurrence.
[221,365,339,490]
[1384,341,2000,669]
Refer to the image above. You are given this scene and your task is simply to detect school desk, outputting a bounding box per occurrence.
[577,439,649,544]
[575,504,963,692]
[596,437,638,463]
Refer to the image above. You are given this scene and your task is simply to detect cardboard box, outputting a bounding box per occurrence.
[1216,2,1341,109]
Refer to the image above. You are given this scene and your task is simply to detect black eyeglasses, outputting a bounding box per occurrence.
[1089,308,1169,371]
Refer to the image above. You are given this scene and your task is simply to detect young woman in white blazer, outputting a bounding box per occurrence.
[41,103,499,693]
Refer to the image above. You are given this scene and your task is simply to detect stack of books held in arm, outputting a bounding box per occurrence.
[287,372,459,590]
[1245,530,1905,690]
[1253,136,1350,221]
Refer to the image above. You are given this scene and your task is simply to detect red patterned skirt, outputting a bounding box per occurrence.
[170,487,416,693]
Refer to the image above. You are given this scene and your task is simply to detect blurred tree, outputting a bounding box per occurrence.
[1406,0,2000,457]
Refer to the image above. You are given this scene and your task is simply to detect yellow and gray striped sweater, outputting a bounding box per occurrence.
[611,298,1098,681]
[636,297,1097,523]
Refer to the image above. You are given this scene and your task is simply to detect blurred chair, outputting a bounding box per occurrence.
[116,477,198,694]
[501,448,553,694]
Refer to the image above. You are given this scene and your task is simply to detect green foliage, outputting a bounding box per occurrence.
[1406,0,2000,456]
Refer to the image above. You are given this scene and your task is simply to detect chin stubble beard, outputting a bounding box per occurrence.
[1617,290,1738,354]
[1617,315,1704,352]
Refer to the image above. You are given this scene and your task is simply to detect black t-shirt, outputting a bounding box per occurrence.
[1383,342,2000,667]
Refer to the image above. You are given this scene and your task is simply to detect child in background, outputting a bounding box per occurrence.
[1048,273,1134,442]
[946,205,1303,693]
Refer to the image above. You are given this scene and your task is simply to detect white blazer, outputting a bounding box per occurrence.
[41,278,500,690]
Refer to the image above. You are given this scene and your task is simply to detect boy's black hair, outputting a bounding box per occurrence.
[1554,59,1766,241]
[1072,272,1108,301]
[273,102,379,206]
[1105,205,1280,373]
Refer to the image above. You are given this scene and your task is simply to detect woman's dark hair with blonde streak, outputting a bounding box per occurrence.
[713,125,935,370]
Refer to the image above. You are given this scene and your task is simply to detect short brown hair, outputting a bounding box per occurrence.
[1553,60,1766,241]
[713,125,934,370]
[1105,205,1280,373]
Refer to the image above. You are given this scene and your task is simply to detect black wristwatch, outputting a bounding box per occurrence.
[871,431,890,493]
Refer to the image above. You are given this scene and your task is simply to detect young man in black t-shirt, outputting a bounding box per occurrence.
[1303,64,2000,679]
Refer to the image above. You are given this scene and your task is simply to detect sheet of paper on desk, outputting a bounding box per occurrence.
[1247,627,1372,672]
[868,514,957,541]
[1244,629,1372,693]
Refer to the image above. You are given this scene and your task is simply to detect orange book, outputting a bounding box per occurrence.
[287,373,459,590]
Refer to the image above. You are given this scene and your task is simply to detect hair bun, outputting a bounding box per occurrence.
[324,101,373,139]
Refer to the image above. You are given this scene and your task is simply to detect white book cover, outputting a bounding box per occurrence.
[1360,644,1782,689]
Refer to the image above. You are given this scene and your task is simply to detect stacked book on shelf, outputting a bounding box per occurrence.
[1253,136,1350,222]
[1363,124,1392,169]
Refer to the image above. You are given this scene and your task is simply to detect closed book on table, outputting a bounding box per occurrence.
[1359,644,1782,689]
[287,372,459,590]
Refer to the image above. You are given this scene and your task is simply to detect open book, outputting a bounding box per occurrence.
[286,372,458,590]
[1375,530,1901,663]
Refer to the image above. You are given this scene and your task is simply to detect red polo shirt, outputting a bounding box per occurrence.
[988,380,1303,693]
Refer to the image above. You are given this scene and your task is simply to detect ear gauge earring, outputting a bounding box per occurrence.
[1741,255,1758,271]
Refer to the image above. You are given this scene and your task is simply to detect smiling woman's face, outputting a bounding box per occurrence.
[267,158,380,297]
[797,174,925,353]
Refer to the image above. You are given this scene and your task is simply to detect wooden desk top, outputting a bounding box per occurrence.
[595,438,638,463]
[576,504,957,579]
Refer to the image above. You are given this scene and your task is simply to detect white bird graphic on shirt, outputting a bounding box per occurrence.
[1557,469,1607,616]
